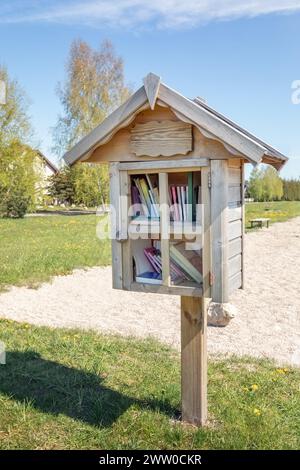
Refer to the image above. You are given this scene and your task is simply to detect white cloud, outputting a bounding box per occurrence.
[1,0,300,29]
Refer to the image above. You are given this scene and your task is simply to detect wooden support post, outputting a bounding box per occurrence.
[181,295,207,426]
[109,162,123,290]
[120,170,132,290]
[159,172,170,286]
[211,159,229,303]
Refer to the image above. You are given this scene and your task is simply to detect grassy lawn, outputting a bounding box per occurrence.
[1,201,300,290]
[0,215,110,291]
[0,319,299,450]
[245,201,300,230]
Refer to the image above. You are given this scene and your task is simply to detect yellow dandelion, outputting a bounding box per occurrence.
[276,368,285,374]
[253,408,261,416]
[251,384,259,391]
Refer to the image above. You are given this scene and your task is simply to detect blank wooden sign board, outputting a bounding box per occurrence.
[64,73,288,426]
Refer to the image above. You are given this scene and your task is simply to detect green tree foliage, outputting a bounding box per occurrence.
[47,166,75,206]
[0,141,37,217]
[73,163,109,207]
[52,39,130,207]
[262,166,283,201]
[48,163,109,207]
[0,66,40,217]
[0,66,32,144]
[248,167,263,201]
[52,39,131,156]
[248,165,283,201]
[282,178,300,201]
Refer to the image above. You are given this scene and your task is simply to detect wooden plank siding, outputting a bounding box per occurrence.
[229,220,243,240]
[228,205,242,222]
[87,106,245,165]
[130,120,192,157]
[228,271,243,295]
[228,237,242,258]
[227,159,243,293]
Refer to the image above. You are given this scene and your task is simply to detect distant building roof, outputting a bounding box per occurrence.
[36,150,58,173]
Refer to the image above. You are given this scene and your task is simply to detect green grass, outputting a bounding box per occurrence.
[0,215,110,290]
[0,320,299,449]
[245,201,300,231]
[1,201,300,290]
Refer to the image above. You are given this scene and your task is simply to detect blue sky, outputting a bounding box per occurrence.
[0,0,300,178]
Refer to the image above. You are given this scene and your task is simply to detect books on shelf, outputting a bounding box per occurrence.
[131,175,159,218]
[131,172,201,223]
[169,184,196,222]
[170,244,202,284]
[187,172,193,222]
[131,185,144,217]
[135,271,162,284]
[134,240,202,286]
[131,172,203,288]
[144,245,186,283]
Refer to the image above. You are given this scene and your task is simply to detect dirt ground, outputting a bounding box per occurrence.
[1,217,299,366]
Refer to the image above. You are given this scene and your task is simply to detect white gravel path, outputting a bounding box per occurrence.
[1,218,300,366]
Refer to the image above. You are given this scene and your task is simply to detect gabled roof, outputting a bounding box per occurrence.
[64,73,288,170]
[36,150,58,173]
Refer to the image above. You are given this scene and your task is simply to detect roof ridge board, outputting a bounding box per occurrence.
[192,97,287,161]
[36,151,58,172]
[158,81,266,164]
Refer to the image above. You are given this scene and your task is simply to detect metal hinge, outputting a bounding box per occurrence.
[208,171,211,189]
[209,271,214,286]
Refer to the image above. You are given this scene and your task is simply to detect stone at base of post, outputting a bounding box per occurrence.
[181,296,208,426]
[207,301,236,327]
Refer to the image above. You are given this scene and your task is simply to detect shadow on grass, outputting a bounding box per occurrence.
[0,350,179,428]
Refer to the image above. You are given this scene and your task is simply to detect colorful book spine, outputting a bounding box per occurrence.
[131,186,143,216]
[144,248,161,273]
[181,185,187,221]
[176,186,183,221]
[132,175,160,219]
[187,172,193,222]
[136,272,162,284]
[171,185,180,221]
[140,178,152,213]
[133,178,149,217]
[170,245,202,284]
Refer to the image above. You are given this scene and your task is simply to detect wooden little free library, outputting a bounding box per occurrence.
[64,73,288,426]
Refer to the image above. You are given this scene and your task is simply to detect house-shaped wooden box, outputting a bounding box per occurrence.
[64,73,288,426]
[64,73,287,304]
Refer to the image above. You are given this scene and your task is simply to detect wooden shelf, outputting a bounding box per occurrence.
[128,218,202,237]
[130,281,203,297]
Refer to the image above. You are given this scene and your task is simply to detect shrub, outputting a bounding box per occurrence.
[0,141,37,218]
[1,189,31,218]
